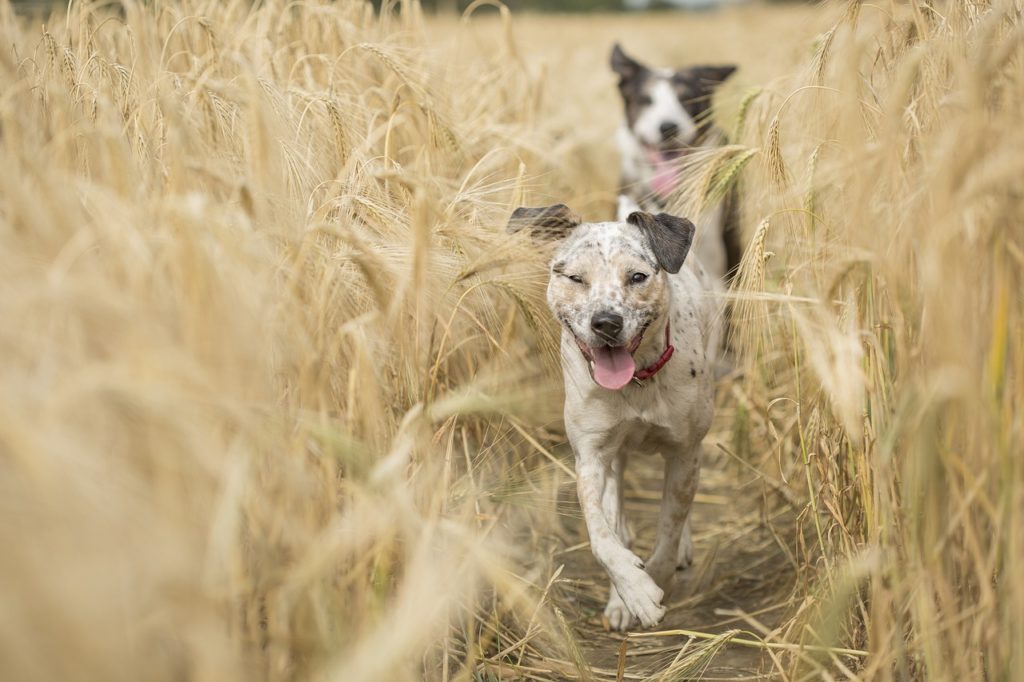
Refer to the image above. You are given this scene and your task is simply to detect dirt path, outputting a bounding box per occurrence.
[542,382,799,680]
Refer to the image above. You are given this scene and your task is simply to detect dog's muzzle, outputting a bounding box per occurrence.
[573,327,647,391]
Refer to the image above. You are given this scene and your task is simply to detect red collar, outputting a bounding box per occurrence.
[633,320,674,382]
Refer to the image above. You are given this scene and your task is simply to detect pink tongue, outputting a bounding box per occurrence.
[647,150,680,198]
[592,346,636,390]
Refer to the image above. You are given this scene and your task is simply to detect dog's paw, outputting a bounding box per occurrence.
[676,521,694,569]
[613,563,666,629]
[602,587,634,632]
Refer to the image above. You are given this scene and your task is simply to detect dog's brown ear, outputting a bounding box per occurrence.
[687,65,737,88]
[507,204,582,241]
[627,211,695,274]
[611,43,645,83]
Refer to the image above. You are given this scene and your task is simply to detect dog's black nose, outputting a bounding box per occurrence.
[659,121,680,140]
[591,312,624,341]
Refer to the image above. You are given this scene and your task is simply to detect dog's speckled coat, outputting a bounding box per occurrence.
[508,206,721,630]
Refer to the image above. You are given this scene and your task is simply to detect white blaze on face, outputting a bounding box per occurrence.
[632,75,698,148]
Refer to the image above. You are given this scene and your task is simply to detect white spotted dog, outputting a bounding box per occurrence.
[611,44,742,286]
[507,204,721,631]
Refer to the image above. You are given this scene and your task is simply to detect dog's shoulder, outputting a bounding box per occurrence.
[672,255,719,305]
[670,254,724,354]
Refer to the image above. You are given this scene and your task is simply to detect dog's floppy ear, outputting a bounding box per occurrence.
[688,65,738,88]
[611,43,645,83]
[507,204,582,241]
[627,211,695,274]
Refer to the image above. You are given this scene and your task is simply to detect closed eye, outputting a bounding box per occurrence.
[567,274,585,284]
[629,272,649,284]
[638,94,652,107]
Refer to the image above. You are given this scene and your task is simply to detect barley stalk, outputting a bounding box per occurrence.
[1,3,1021,681]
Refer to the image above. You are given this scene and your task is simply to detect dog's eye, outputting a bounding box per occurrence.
[568,274,584,284]
[630,272,649,284]
[638,95,653,106]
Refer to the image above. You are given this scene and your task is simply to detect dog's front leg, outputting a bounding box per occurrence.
[644,451,700,591]
[601,451,629,546]
[601,452,636,631]
[576,453,665,629]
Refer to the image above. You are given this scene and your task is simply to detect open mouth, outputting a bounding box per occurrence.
[643,145,690,198]
[573,329,646,390]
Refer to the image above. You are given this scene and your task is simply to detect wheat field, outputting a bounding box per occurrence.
[0,0,1021,680]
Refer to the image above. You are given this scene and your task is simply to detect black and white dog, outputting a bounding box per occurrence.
[611,44,742,285]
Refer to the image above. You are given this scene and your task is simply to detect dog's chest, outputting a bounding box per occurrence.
[621,378,710,450]
[565,374,711,457]
[617,409,683,455]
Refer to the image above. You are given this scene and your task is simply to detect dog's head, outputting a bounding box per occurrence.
[611,43,736,154]
[508,205,695,390]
